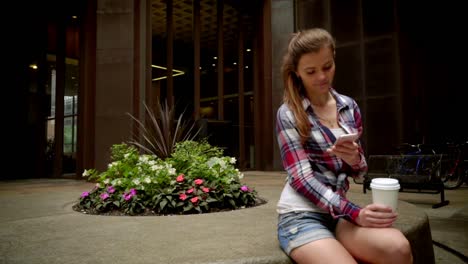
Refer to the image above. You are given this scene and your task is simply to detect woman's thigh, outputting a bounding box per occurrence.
[335,219,412,264]
[290,237,358,264]
[278,212,357,264]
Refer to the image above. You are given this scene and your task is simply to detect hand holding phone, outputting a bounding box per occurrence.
[334,132,359,146]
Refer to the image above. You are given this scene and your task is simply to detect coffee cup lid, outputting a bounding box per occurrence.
[370,178,400,190]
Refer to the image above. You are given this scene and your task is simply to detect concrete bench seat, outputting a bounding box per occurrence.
[0,175,435,264]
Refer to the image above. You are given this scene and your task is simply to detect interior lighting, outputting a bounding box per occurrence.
[151,64,185,81]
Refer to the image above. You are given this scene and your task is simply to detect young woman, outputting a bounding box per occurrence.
[276,28,413,264]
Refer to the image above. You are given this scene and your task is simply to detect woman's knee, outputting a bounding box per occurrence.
[389,235,413,263]
[378,232,412,264]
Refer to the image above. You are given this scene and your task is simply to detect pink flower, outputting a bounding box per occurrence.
[179,193,188,201]
[240,185,249,192]
[186,188,194,194]
[190,196,199,203]
[122,190,136,201]
[202,187,210,193]
[107,186,115,194]
[100,192,109,200]
[176,174,185,182]
[194,179,204,185]
[123,193,133,201]
[80,191,89,198]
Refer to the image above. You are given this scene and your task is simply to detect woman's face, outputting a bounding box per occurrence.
[295,47,335,96]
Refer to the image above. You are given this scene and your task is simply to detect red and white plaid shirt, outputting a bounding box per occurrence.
[276,88,368,223]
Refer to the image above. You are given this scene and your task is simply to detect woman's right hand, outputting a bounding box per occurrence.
[355,204,397,228]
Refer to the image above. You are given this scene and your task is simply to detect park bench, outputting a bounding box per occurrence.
[357,154,450,208]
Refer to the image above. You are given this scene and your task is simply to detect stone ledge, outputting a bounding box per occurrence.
[0,176,435,264]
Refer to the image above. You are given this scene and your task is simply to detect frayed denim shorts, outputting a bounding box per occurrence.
[277,211,339,255]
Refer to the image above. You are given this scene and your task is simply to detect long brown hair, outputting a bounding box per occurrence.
[281,28,336,144]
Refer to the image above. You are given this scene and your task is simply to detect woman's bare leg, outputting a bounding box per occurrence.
[336,219,413,264]
[290,238,358,264]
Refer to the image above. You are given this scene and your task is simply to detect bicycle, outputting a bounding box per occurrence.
[361,143,449,208]
[392,143,440,179]
[436,140,468,189]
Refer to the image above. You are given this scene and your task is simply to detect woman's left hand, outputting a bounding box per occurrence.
[327,141,360,166]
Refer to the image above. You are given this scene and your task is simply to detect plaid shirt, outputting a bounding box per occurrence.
[276,88,368,223]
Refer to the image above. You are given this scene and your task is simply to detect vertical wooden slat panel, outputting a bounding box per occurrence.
[253,14,261,170]
[262,0,273,170]
[166,0,174,107]
[78,0,96,174]
[254,0,273,170]
[133,0,141,141]
[217,0,224,120]
[54,11,66,177]
[193,0,201,119]
[145,0,152,109]
[238,12,245,169]
[357,0,368,149]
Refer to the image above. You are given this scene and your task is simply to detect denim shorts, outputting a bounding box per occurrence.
[277,211,339,255]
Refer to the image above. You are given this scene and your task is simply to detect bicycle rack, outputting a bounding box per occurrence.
[359,154,449,208]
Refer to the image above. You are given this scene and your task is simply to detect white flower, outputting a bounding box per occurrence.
[219,159,226,169]
[133,179,140,185]
[117,179,122,185]
[207,157,219,168]
[139,156,149,163]
[168,168,176,175]
[140,185,145,190]
[144,177,151,183]
[103,179,110,184]
[82,169,90,177]
[238,172,244,179]
[124,153,130,159]
[151,165,163,171]
[230,157,236,164]
[95,183,101,188]
[108,162,118,169]
[148,160,156,166]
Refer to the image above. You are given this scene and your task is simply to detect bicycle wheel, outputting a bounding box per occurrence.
[439,146,464,189]
[416,156,436,178]
[442,166,464,189]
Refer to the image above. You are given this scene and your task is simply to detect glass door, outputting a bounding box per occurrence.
[45,8,81,177]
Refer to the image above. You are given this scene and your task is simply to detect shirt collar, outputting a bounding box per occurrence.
[301,87,348,112]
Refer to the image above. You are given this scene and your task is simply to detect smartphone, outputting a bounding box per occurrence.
[334,132,359,145]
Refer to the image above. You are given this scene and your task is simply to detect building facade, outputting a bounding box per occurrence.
[8,0,464,179]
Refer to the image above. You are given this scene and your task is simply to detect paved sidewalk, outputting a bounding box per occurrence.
[0,171,466,264]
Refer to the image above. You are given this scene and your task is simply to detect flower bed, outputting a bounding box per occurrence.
[73,141,264,216]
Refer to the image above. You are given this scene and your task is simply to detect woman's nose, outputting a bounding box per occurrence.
[317,71,326,80]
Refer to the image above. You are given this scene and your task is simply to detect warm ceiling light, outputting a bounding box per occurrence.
[29,64,38,70]
[72,16,78,19]
[233,62,237,65]
[213,56,217,60]
[151,64,185,81]
[246,48,251,52]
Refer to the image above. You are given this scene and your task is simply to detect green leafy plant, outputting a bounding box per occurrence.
[73,141,264,216]
[127,101,201,160]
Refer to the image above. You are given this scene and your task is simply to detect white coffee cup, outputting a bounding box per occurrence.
[370,178,400,211]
